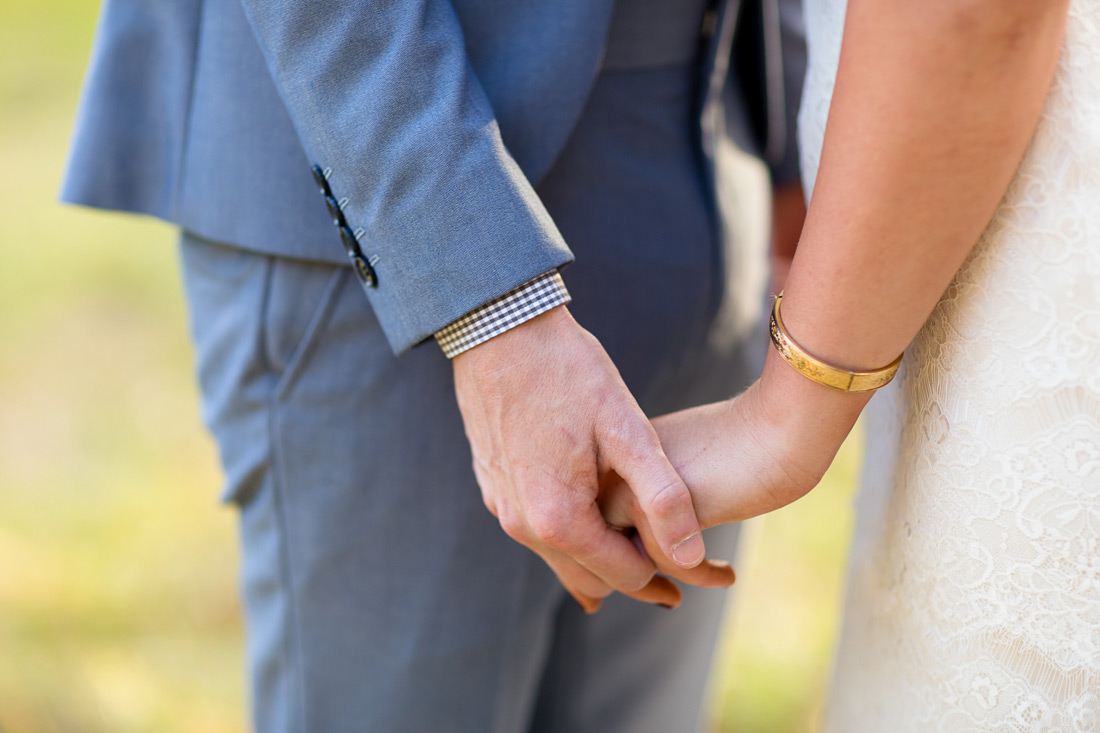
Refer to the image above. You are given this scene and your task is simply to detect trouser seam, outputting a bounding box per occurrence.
[267,396,308,732]
[256,255,345,732]
[259,254,309,732]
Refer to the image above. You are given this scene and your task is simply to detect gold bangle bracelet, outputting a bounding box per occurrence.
[769,293,902,393]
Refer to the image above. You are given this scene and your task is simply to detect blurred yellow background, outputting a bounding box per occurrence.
[0,0,861,729]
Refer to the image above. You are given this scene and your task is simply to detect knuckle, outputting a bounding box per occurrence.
[496,507,526,541]
[603,415,649,452]
[527,501,575,548]
[618,403,660,437]
[598,413,630,445]
[646,478,692,519]
[480,491,498,517]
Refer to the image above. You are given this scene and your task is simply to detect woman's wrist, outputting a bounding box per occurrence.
[752,346,869,485]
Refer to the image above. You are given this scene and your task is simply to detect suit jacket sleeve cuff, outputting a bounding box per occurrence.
[238,0,575,356]
[434,270,571,358]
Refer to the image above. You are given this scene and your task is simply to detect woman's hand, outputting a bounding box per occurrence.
[601,348,869,568]
[601,388,805,532]
[594,0,1070,608]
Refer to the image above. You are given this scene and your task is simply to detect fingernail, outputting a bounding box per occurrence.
[671,531,704,567]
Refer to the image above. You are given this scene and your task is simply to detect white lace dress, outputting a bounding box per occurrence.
[797,2,1100,729]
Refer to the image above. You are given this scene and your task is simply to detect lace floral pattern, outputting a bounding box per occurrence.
[798,2,1100,729]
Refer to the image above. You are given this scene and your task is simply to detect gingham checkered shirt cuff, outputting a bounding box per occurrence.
[434,271,571,358]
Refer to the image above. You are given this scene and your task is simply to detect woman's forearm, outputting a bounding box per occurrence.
[739,0,1073,497]
[777,0,1069,392]
[612,3,1074,537]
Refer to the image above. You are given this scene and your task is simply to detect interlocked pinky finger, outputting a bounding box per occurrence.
[538,547,614,612]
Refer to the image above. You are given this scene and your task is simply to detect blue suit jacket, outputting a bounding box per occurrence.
[63,0,804,353]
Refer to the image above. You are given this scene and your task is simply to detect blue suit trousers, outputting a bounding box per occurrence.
[181,63,763,733]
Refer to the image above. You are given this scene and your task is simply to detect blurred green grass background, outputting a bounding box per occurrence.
[0,0,860,729]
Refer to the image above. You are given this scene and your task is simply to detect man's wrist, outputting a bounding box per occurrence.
[434,270,571,358]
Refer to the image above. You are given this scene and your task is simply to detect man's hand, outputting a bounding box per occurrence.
[453,305,707,610]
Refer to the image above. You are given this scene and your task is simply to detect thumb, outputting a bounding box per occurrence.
[602,424,705,569]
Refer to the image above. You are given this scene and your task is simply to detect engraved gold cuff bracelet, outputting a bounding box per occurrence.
[769,293,902,393]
